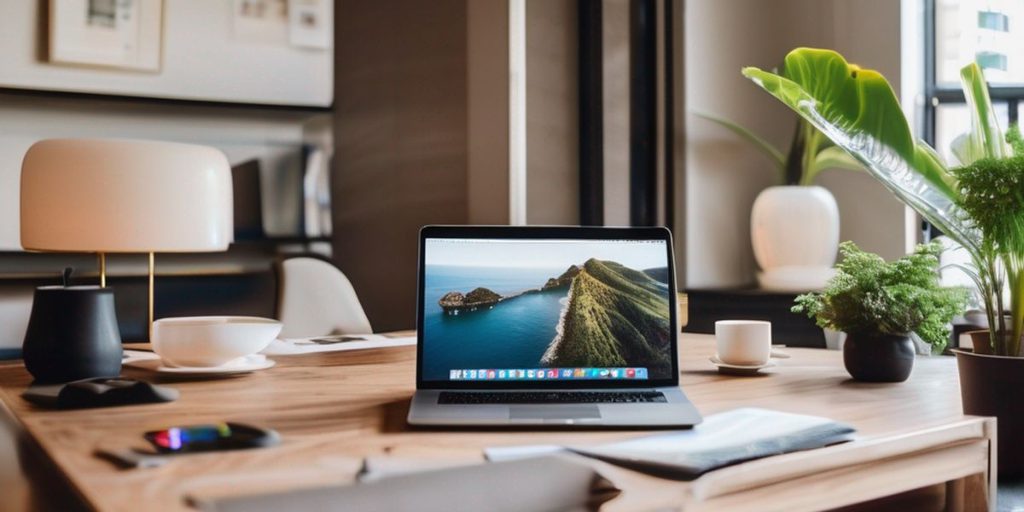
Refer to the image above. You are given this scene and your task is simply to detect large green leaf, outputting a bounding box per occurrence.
[960,62,1010,162]
[742,48,979,253]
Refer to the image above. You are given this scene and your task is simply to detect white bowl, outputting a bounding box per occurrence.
[152,316,282,368]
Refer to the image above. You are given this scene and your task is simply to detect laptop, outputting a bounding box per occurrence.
[408,226,702,427]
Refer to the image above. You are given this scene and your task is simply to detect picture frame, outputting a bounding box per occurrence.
[48,0,163,72]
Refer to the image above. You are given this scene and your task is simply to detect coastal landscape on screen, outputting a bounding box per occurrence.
[422,239,673,380]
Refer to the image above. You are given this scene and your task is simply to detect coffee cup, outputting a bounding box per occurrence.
[152,316,281,368]
[715,320,772,366]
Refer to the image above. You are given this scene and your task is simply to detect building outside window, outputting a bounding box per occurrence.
[928,0,1024,165]
[978,10,1010,31]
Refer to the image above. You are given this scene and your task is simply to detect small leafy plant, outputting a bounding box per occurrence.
[793,242,969,352]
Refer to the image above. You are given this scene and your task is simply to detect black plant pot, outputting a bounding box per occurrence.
[842,332,914,382]
[22,285,122,384]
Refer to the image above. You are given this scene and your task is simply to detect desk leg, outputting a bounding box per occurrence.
[950,473,989,512]
[944,416,998,512]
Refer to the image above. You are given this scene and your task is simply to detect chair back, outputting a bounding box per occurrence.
[276,256,372,338]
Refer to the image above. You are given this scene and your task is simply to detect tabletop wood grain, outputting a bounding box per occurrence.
[0,332,983,511]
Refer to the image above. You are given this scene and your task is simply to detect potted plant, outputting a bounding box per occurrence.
[952,122,1024,354]
[742,48,1024,474]
[792,241,968,382]
[696,111,861,292]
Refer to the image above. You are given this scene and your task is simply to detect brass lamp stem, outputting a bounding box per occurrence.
[148,252,155,342]
[97,252,106,288]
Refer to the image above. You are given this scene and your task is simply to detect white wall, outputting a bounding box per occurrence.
[685,0,909,288]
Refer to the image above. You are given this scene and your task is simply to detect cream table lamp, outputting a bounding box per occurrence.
[20,138,233,341]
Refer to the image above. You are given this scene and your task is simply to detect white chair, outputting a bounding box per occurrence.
[275,256,373,338]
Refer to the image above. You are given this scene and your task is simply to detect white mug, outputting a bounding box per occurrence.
[715,320,772,366]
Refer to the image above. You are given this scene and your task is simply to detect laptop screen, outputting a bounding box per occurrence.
[419,228,676,387]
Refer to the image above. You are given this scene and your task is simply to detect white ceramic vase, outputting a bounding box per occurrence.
[751,185,839,292]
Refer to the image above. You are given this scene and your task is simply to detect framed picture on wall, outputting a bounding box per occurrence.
[288,0,332,50]
[48,0,163,72]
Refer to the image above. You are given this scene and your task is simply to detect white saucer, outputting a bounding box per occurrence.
[124,352,275,375]
[709,356,777,375]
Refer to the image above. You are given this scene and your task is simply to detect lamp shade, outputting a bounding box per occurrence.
[21,139,233,253]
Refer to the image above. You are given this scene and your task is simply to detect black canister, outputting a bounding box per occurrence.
[23,285,122,383]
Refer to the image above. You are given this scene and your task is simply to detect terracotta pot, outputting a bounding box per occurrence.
[842,332,914,382]
[955,345,1024,477]
[968,330,993,355]
[967,327,1020,356]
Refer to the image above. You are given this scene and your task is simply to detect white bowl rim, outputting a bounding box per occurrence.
[153,316,281,327]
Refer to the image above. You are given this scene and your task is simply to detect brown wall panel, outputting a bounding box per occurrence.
[333,0,469,331]
[467,1,511,225]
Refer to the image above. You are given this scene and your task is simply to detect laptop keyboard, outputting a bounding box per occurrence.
[438,391,667,405]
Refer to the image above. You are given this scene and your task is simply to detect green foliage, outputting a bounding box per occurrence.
[953,152,1024,355]
[960,63,1011,162]
[741,48,976,272]
[547,259,672,375]
[695,86,862,186]
[742,48,957,198]
[465,287,501,304]
[793,242,969,352]
[1008,124,1024,157]
[743,46,1024,356]
[955,157,1024,255]
[694,111,786,180]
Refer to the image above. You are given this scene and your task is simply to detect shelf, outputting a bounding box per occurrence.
[0,266,268,281]
[0,246,284,282]
[233,236,331,246]
[0,87,333,114]
[683,287,826,348]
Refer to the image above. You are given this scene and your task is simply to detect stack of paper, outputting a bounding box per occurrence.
[262,334,416,355]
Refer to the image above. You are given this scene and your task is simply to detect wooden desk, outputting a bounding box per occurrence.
[0,333,994,511]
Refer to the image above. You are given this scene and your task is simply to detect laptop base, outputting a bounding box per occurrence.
[408,387,701,427]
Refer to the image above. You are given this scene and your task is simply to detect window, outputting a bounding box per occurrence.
[926,0,1024,165]
[922,0,1024,240]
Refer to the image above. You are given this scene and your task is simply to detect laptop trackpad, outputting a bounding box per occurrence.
[508,405,601,420]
